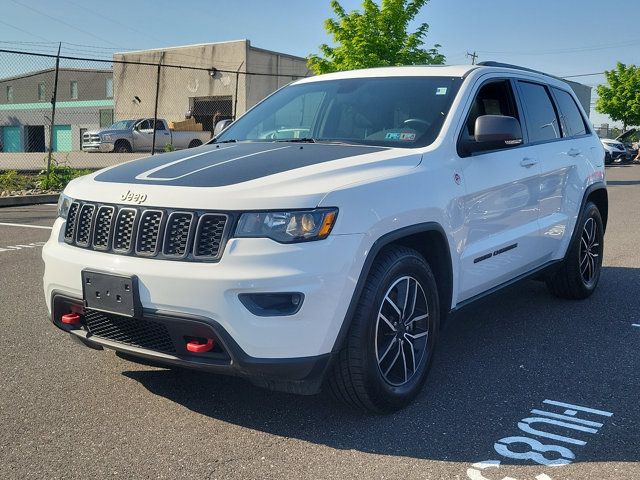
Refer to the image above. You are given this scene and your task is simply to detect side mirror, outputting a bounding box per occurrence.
[214,119,233,136]
[474,115,523,145]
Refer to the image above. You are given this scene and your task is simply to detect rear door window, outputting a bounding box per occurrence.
[552,88,588,137]
[517,81,561,143]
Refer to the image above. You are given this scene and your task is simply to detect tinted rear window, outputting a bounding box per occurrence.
[518,81,561,143]
[553,88,587,137]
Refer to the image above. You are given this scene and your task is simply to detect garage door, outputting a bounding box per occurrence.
[2,126,22,152]
[52,125,72,152]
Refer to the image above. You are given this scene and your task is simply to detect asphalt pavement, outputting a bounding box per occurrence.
[1,166,639,480]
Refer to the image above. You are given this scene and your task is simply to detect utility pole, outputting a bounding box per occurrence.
[466,51,478,65]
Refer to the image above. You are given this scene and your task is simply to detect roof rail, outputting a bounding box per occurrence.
[477,61,563,82]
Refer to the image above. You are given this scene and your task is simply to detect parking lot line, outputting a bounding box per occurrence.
[632,324,640,328]
[0,222,52,230]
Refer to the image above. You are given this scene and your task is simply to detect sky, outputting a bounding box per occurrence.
[1,0,638,127]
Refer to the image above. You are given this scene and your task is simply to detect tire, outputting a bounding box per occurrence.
[328,245,439,413]
[113,140,132,153]
[546,201,604,299]
[188,139,202,148]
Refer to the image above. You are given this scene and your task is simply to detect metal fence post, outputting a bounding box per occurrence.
[151,53,164,156]
[233,61,244,121]
[46,42,61,179]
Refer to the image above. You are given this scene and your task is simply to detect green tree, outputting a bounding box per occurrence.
[308,0,444,74]
[596,62,640,130]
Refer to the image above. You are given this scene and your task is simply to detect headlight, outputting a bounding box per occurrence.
[57,193,74,219]
[235,208,338,243]
[101,134,112,141]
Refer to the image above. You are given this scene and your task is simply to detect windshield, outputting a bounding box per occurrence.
[109,120,137,130]
[216,76,463,148]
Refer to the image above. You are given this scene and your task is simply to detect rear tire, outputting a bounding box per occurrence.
[546,201,604,299]
[328,245,439,413]
[188,139,202,148]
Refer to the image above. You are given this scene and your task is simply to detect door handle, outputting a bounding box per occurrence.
[520,157,538,168]
[568,148,582,157]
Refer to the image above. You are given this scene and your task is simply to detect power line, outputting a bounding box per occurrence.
[479,38,640,56]
[9,0,124,49]
[0,19,51,42]
[62,0,165,45]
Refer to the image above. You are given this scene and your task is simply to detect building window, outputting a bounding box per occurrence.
[38,82,46,101]
[6,85,13,103]
[106,77,113,98]
[70,81,78,99]
[99,109,114,128]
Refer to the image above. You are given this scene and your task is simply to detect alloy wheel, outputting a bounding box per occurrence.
[375,276,430,387]
[579,217,600,286]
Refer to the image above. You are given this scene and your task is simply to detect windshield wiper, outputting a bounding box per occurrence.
[274,138,317,143]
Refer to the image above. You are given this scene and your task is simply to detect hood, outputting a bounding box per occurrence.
[91,128,129,136]
[67,142,421,210]
[616,128,637,142]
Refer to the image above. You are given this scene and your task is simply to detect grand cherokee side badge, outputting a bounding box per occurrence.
[120,190,148,204]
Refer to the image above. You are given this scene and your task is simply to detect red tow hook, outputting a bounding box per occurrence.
[186,338,215,353]
[61,313,81,325]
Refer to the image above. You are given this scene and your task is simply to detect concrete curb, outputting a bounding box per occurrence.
[0,194,59,208]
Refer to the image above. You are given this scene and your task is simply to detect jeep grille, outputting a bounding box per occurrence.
[64,201,230,262]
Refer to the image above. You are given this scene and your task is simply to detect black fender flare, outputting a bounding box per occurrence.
[567,181,608,248]
[330,222,452,353]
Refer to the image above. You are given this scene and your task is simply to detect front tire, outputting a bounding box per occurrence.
[546,201,604,299]
[328,245,439,413]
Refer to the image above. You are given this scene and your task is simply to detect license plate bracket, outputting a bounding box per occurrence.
[82,269,141,318]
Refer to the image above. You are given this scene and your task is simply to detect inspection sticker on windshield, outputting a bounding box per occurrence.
[400,132,416,141]
[436,87,448,95]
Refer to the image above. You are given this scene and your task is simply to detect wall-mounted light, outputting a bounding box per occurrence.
[209,68,218,78]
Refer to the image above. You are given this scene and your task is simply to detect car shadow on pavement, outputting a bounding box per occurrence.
[124,266,640,464]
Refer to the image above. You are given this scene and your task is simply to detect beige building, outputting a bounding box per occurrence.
[113,40,310,132]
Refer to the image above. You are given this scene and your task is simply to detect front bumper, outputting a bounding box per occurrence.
[82,142,114,152]
[50,292,332,394]
[43,217,366,361]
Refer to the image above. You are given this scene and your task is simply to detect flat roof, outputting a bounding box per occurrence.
[114,40,307,62]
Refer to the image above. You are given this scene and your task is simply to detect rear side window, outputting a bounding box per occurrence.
[552,88,587,137]
[517,81,561,143]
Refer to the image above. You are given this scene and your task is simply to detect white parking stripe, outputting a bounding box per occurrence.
[0,222,52,230]
[632,324,640,328]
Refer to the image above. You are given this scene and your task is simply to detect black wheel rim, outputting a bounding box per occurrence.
[375,276,429,387]
[579,217,600,286]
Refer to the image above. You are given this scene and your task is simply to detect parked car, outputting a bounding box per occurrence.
[601,138,628,164]
[44,62,607,413]
[615,128,638,161]
[82,118,211,153]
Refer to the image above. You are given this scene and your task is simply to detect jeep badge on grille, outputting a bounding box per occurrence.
[120,190,148,204]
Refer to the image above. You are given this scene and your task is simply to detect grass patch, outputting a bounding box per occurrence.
[1,157,93,194]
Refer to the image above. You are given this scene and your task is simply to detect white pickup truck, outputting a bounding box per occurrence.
[82,118,212,153]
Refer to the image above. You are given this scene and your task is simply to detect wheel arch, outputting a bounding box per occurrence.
[113,138,132,152]
[586,184,608,232]
[331,222,454,353]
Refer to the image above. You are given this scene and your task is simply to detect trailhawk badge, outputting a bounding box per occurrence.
[120,190,148,204]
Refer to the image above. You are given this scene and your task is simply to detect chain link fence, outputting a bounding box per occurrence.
[0,47,308,176]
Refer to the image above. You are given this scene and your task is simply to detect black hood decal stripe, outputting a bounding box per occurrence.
[95,143,386,187]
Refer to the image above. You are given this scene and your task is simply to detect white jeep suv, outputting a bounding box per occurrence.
[43,62,607,412]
